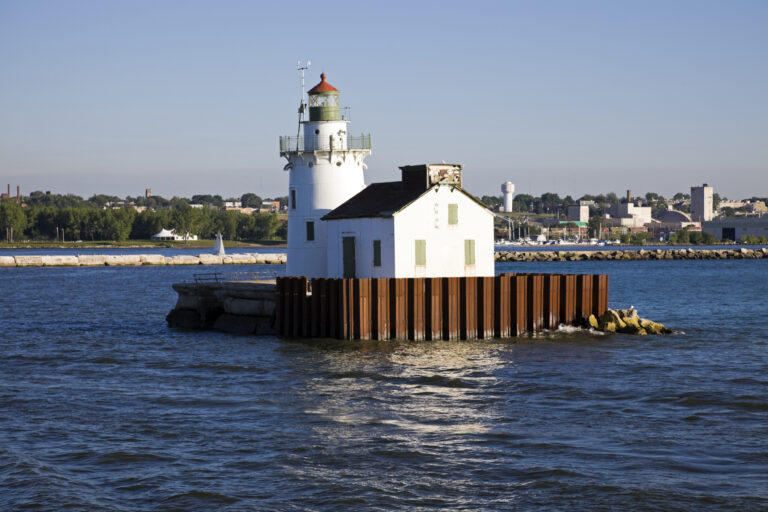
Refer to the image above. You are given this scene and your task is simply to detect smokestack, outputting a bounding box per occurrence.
[6,184,9,197]
[17,185,20,203]
[626,189,632,204]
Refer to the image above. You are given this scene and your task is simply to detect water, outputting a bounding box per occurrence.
[1,261,767,510]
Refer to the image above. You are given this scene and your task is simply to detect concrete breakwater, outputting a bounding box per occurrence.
[167,280,277,334]
[496,247,768,262]
[0,253,287,267]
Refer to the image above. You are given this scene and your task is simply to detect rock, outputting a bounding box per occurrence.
[41,255,79,266]
[78,254,106,266]
[588,314,599,329]
[599,309,626,330]
[223,254,256,264]
[0,256,15,267]
[14,256,44,267]
[198,254,224,265]
[617,307,638,320]
[618,315,647,335]
[140,254,166,265]
[640,318,671,335]
[170,255,201,265]
[105,255,142,266]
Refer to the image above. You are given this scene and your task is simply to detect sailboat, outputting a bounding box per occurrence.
[213,232,226,256]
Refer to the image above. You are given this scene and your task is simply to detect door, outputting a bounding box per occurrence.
[343,236,356,278]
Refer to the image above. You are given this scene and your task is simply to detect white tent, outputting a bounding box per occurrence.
[151,228,198,241]
[151,228,177,240]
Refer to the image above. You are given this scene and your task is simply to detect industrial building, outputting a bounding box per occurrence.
[690,184,714,222]
[703,217,768,241]
[603,190,652,228]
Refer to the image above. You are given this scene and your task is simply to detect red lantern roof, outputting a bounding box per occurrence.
[308,73,338,94]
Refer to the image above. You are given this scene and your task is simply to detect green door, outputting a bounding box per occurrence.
[343,236,356,278]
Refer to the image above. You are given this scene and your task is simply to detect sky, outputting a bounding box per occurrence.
[1,0,766,201]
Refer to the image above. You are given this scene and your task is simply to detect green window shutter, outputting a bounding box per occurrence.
[448,203,458,225]
[373,240,381,267]
[306,221,314,241]
[464,239,475,265]
[415,240,426,265]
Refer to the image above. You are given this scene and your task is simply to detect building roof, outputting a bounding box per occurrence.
[322,181,491,221]
[322,182,425,220]
[308,73,338,94]
[655,209,692,223]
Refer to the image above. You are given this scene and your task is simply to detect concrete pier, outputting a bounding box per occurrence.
[0,253,287,267]
[168,273,610,340]
[167,280,277,335]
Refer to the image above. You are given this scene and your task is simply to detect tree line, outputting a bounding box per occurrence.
[0,192,287,242]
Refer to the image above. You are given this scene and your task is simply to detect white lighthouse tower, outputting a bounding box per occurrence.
[501,181,515,212]
[280,73,372,277]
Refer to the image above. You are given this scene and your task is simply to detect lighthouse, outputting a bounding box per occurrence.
[280,73,372,277]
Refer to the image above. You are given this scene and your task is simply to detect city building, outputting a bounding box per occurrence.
[690,184,714,222]
[703,217,768,241]
[652,207,698,233]
[603,190,652,228]
[279,73,371,278]
[567,205,589,223]
[323,164,494,278]
[501,181,514,212]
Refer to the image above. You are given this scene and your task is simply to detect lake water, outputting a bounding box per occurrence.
[1,260,767,510]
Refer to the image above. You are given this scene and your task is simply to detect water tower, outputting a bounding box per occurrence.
[501,181,515,212]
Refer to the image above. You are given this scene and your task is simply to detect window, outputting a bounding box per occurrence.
[415,240,426,265]
[306,221,314,241]
[448,203,458,225]
[291,189,296,210]
[464,239,475,265]
[373,240,381,267]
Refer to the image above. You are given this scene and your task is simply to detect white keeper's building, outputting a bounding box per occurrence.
[280,74,494,279]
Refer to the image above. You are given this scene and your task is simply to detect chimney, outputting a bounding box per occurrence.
[17,185,20,203]
[626,189,632,204]
[6,184,9,197]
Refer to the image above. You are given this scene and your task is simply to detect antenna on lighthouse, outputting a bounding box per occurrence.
[297,60,311,151]
[297,60,311,121]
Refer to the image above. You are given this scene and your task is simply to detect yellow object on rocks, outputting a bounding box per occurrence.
[592,307,672,335]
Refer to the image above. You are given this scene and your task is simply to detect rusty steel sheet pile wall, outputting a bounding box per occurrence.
[276,274,609,340]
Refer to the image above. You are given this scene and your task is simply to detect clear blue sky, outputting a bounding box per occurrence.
[1,0,766,200]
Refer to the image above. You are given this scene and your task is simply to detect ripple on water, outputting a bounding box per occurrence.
[2,261,768,510]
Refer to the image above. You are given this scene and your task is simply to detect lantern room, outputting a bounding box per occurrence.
[307,73,340,121]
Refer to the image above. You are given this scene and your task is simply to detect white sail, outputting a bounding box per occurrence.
[214,232,225,256]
